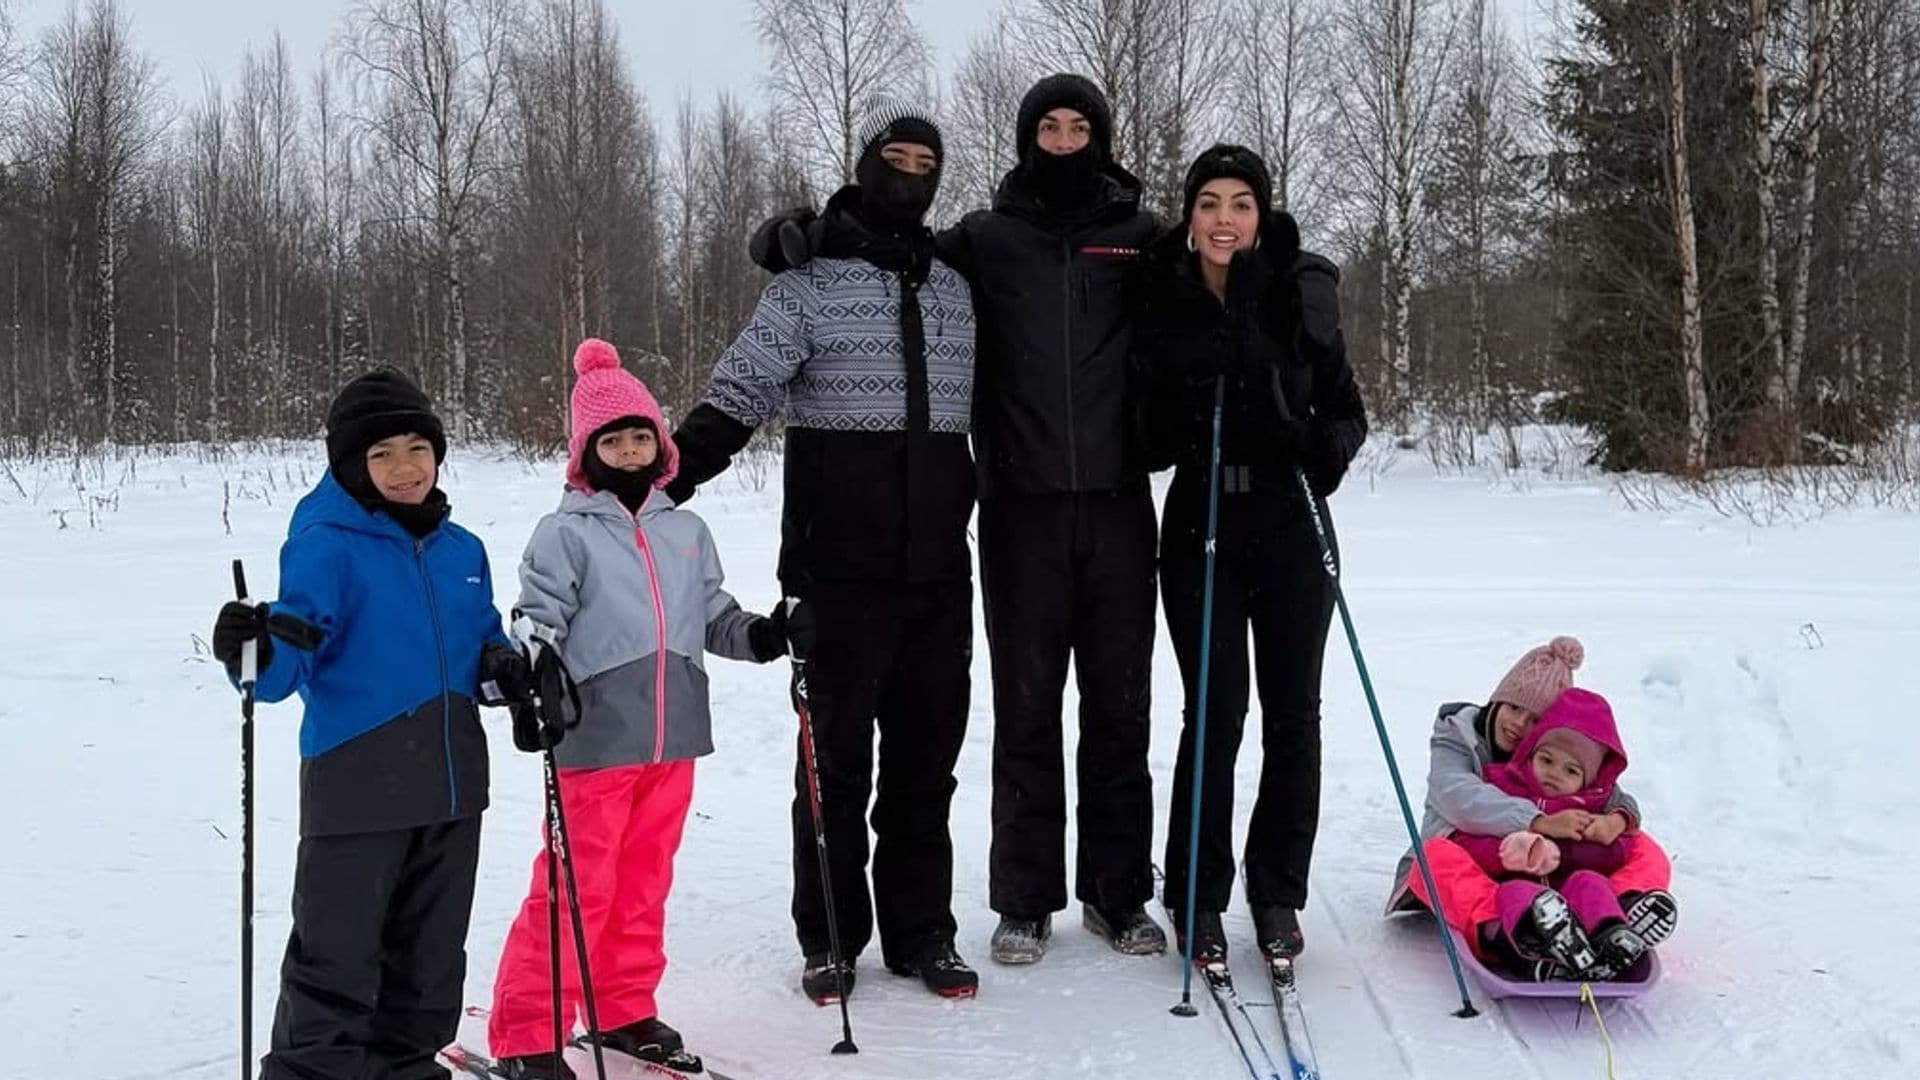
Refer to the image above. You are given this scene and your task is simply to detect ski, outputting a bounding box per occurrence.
[1264,956,1324,1080]
[439,1041,741,1080]
[1195,958,1282,1080]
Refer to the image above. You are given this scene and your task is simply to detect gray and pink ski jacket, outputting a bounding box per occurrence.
[516,487,762,770]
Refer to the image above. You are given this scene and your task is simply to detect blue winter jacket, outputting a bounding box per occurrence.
[247,472,509,836]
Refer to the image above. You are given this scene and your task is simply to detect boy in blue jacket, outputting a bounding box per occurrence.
[212,369,528,1080]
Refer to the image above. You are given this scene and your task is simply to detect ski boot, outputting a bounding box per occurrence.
[585,1017,703,1075]
[1623,889,1679,948]
[1251,904,1304,961]
[990,914,1052,965]
[887,938,980,999]
[490,1052,575,1080]
[1170,910,1229,966]
[800,952,856,1005]
[1083,904,1167,956]
[1508,888,1599,974]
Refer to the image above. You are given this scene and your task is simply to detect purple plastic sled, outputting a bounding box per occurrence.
[1449,930,1662,999]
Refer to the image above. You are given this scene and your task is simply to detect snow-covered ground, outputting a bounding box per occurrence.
[5,441,1917,1080]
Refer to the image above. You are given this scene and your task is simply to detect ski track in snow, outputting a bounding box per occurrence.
[5,445,1919,1079]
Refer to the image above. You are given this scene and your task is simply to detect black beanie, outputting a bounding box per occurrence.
[325,368,447,470]
[1182,143,1274,223]
[1016,74,1113,160]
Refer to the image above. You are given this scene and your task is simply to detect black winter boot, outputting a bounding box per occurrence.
[800,952,857,1005]
[887,938,979,999]
[1250,904,1304,960]
[990,915,1052,965]
[1083,904,1167,956]
[1170,910,1229,965]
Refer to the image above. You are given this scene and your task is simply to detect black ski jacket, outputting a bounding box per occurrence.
[1132,212,1369,500]
[942,165,1160,497]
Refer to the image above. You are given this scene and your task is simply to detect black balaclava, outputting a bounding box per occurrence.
[854,101,943,232]
[1015,74,1114,209]
[581,416,663,514]
[325,367,451,538]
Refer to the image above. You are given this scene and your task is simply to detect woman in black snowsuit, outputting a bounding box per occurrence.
[1134,145,1368,964]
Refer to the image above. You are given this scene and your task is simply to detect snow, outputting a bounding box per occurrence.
[5,441,1917,1079]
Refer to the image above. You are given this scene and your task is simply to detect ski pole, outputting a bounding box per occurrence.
[1172,375,1227,1019]
[790,650,859,1055]
[232,560,256,1080]
[1293,468,1478,1018]
[534,649,608,1080]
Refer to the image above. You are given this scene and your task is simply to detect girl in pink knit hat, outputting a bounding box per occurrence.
[485,341,809,1080]
[1385,638,1679,982]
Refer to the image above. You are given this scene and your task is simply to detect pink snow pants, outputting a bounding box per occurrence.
[488,760,694,1058]
[1407,831,1672,957]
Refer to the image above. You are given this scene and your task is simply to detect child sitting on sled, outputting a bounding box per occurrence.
[1386,637,1678,980]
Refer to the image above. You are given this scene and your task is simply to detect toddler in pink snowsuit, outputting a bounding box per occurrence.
[486,341,800,1080]
[1452,688,1653,979]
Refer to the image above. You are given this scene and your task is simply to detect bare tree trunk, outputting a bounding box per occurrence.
[1665,0,1710,471]
[572,223,587,342]
[1750,0,1786,413]
[7,255,19,436]
[96,184,114,435]
[1388,0,1415,413]
[1782,0,1837,417]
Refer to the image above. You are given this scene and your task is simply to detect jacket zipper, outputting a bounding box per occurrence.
[630,506,671,763]
[416,537,457,816]
[1061,237,1078,488]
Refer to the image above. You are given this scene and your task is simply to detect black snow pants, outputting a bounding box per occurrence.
[261,815,482,1080]
[790,579,973,968]
[982,487,1159,919]
[1158,468,1336,915]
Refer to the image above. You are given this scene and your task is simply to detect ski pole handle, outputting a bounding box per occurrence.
[233,560,257,690]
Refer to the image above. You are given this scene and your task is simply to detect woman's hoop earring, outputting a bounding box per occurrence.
[1186,231,1197,252]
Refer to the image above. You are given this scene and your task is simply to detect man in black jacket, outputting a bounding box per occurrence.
[750,74,1164,966]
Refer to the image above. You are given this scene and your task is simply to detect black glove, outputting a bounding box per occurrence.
[1264,417,1311,464]
[1304,424,1350,498]
[748,206,820,273]
[774,597,817,661]
[509,702,547,754]
[478,643,534,707]
[746,615,788,663]
[212,601,273,676]
[511,644,578,753]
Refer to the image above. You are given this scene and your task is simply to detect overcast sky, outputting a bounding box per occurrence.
[12,0,1555,125]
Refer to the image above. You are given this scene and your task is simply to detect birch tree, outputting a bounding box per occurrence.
[1330,0,1460,423]
[1659,0,1709,471]
[338,0,513,434]
[753,0,929,190]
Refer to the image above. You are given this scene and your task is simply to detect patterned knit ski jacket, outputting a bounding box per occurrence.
[671,186,978,589]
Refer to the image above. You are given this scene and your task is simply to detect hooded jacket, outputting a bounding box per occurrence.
[516,486,762,770]
[943,163,1161,497]
[247,471,509,837]
[1384,702,1645,914]
[1452,690,1636,878]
